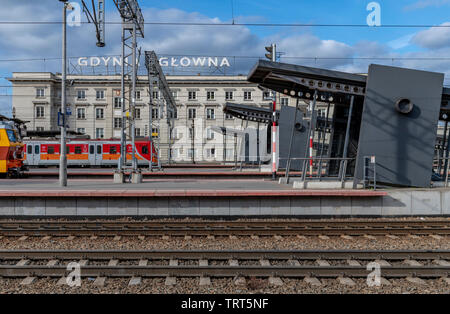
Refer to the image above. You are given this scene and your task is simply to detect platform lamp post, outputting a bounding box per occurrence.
[265,44,277,180]
[59,0,72,187]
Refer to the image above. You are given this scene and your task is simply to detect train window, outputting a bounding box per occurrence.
[142,145,148,154]
[48,146,54,154]
[35,145,39,154]
[66,145,70,154]
[6,130,16,143]
[89,145,94,154]
[110,146,117,154]
[75,146,82,154]
[97,145,102,154]
[27,145,32,154]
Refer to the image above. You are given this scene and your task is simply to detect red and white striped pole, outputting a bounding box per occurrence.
[309,135,313,177]
[272,97,277,180]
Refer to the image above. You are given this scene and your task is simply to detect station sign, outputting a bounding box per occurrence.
[77,56,231,68]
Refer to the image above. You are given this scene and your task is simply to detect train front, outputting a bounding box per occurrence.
[0,121,25,177]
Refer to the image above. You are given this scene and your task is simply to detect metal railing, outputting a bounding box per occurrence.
[432,157,450,187]
[363,156,377,190]
[281,157,355,185]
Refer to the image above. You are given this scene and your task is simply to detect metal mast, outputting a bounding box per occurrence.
[82,0,144,183]
[144,51,177,169]
[59,1,71,187]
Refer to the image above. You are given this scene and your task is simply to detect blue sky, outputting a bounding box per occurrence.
[3,0,450,116]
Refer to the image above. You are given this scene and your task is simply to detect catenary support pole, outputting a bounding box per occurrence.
[59,2,68,187]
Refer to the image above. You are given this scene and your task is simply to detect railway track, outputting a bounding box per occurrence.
[0,250,449,279]
[0,220,449,237]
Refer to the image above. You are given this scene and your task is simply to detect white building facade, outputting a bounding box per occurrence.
[9,72,316,163]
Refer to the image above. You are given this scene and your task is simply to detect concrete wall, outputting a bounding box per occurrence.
[0,189,449,216]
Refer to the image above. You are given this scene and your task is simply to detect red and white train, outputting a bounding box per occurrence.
[23,138,158,167]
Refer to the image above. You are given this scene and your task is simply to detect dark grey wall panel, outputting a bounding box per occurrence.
[278,106,308,170]
[355,64,444,187]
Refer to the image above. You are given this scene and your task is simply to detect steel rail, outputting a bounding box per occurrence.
[0,228,449,236]
[0,265,448,278]
[0,250,449,260]
[0,220,448,236]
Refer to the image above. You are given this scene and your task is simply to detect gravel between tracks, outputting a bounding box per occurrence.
[0,218,448,294]
[0,235,448,251]
[0,277,448,294]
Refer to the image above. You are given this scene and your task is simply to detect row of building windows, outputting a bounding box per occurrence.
[35,88,279,102]
[35,105,234,121]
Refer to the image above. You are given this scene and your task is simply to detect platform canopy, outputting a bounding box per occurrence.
[247,60,367,103]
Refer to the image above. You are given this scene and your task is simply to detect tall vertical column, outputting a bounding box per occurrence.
[119,26,126,172]
[59,3,67,187]
[131,24,137,171]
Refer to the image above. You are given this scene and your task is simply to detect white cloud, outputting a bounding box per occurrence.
[412,22,450,49]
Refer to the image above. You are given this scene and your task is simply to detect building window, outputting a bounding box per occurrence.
[114,117,122,128]
[206,148,215,158]
[36,126,44,131]
[152,91,159,99]
[207,91,215,100]
[171,90,178,99]
[95,128,104,138]
[152,127,159,138]
[206,108,215,120]
[188,148,196,158]
[263,91,272,100]
[225,91,233,100]
[244,91,252,100]
[96,90,105,100]
[135,90,141,100]
[35,106,45,118]
[96,108,104,119]
[171,128,178,140]
[188,108,196,119]
[318,109,327,117]
[169,108,177,119]
[188,91,197,100]
[135,108,141,119]
[151,108,159,119]
[36,88,45,98]
[135,128,141,136]
[114,97,122,108]
[169,148,178,159]
[207,128,214,140]
[77,90,86,100]
[77,107,86,119]
[281,98,289,106]
[77,128,85,134]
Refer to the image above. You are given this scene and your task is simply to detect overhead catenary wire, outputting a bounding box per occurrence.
[1,21,450,28]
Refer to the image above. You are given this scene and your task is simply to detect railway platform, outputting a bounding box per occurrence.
[0,177,448,217]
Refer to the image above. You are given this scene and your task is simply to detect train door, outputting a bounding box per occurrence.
[25,144,34,166]
[89,144,95,166]
[88,144,103,166]
[33,144,40,165]
[95,144,102,165]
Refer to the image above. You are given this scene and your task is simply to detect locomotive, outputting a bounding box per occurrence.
[0,116,26,177]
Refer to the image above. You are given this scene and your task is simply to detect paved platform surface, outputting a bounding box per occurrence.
[0,179,385,197]
[1,178,448,217]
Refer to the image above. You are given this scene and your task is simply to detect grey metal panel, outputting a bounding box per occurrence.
[278,106,308,170]
[355,64,444,187]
